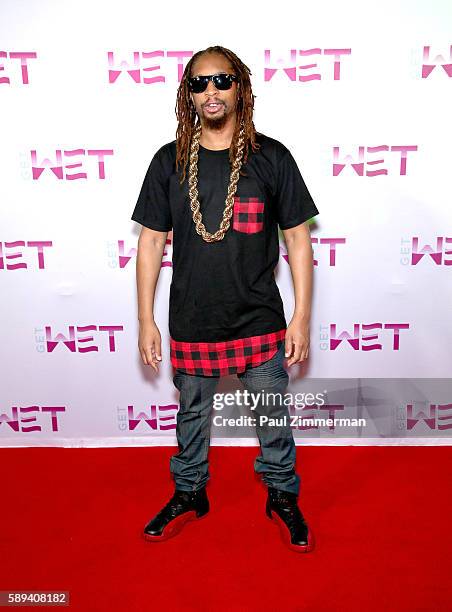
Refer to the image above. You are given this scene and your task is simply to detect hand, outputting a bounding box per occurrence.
[284,317,310,367]
[138,320,162,373]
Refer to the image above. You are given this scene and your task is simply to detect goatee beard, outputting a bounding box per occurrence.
[203,108,228,131]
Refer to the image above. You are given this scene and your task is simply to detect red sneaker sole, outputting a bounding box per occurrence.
[143,511,208,543]
[266,510,315,553]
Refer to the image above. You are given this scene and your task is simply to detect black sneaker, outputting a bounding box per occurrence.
[266,487,314,552]
[143,487,209,542]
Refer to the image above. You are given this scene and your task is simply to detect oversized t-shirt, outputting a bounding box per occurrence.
[131,131,320,376]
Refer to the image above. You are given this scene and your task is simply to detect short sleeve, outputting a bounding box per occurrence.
[274,150,319,230]
[131,150,172,232]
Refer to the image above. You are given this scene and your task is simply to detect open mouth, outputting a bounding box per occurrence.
[204,103,223,114]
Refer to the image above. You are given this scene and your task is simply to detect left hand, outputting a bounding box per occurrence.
[284,317,310,366]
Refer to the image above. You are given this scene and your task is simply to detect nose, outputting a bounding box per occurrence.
[205,78,218,96]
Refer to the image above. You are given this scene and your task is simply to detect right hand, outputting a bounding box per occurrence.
[138,320,162,373]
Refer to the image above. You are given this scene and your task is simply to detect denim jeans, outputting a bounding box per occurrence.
[169,342,300,496]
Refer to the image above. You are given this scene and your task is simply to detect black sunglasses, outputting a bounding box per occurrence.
[188,72,238,94]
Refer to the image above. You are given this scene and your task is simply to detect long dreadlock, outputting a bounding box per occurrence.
[175,46,261,186]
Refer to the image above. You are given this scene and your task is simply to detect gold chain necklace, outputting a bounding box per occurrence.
[188,121,246,243]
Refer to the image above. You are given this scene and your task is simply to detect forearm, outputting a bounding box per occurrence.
[135,233,166,323]
[284,231,314,322]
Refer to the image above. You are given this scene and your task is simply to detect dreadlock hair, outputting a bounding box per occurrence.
[175,45,261,186]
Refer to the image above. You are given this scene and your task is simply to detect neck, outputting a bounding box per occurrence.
[198,117,236,150]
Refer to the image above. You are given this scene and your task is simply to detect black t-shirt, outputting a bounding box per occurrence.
[131,131,319,343]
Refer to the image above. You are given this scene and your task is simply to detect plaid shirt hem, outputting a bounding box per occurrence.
[170,328,287,377]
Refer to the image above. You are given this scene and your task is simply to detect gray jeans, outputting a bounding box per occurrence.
[170,342,300,495]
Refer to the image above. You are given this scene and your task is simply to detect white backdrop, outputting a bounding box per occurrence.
[1,0,451,447]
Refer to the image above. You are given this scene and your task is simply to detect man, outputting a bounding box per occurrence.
[131,46,319,553]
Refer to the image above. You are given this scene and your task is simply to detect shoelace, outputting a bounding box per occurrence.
[158,492,194,519]
[279,505,306,529]
[271,494,306,529]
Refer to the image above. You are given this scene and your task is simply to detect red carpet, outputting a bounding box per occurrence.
[1,446,451,611]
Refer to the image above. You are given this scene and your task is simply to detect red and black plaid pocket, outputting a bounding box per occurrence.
[232,197,265,234]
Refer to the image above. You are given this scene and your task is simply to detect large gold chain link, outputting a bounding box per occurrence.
[188,122,246,243]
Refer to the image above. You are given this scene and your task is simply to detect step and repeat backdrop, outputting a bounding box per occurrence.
[1,0,451,446]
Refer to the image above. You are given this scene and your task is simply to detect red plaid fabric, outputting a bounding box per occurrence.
[170,328,286,376]
[232,196,265,234]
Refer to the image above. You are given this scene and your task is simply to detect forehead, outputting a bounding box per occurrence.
[191,53,234,77]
